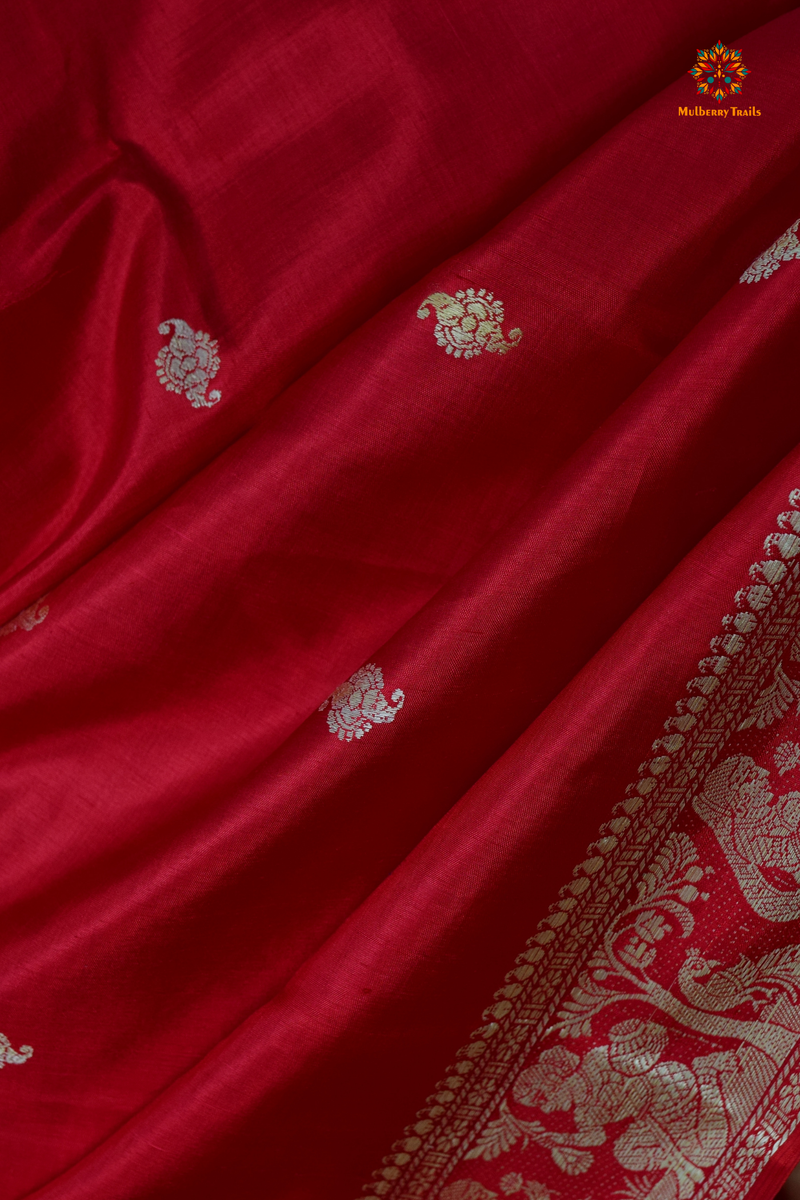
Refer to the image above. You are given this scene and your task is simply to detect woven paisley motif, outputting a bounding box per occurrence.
[155,319,222,407]
[0,1033,32,1068]
[417,288,522,359]
[0,598,49,639]
[319,663,404,742]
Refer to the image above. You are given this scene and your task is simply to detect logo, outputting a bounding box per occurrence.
[689,42,749,104]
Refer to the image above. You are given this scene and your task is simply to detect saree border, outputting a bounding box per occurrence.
[362,489,800,1200]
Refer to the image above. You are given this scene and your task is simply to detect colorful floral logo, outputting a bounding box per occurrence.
[689,42,749,104]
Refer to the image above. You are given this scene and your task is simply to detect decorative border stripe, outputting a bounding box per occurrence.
[361,491,800,1200]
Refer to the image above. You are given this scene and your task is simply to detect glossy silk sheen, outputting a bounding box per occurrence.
[2,2,800,1200]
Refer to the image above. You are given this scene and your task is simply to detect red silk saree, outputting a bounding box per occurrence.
[3,3,800,1200]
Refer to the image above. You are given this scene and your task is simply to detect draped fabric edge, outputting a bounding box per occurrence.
[361,490,800,1200]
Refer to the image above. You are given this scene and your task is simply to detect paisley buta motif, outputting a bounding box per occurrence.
[417,288,522,359]
[0,598,49,639]
[0,1032,32,1068]
[155,318,222,407]
[319,663,405,742]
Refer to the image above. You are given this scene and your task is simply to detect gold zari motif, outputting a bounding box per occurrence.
[0,1033,32,1069]
[319,663,405,742]
[0,598,49,639]
[361,491,800,1200]
[155,319,222,407]
[740,219,800,284]
[417,289,522,359]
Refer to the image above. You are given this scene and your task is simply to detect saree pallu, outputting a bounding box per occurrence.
[2,2,800,1199]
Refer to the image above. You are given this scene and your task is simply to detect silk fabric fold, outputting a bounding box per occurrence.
[2,4,800,1200]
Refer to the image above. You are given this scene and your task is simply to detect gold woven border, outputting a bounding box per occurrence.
[362,492,800,1200]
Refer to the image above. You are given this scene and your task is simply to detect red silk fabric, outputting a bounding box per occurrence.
[2,3,800,1199]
